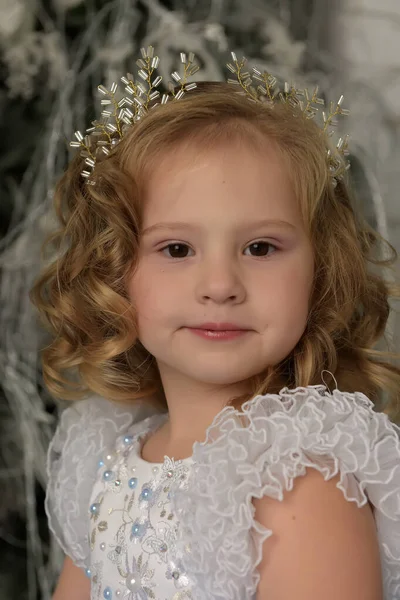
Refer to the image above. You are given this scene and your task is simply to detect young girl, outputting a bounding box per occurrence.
[30,49,400,600]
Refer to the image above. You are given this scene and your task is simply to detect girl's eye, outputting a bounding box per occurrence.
[158,241,278,259]
[159,243,193,259]
[244,241,277,257]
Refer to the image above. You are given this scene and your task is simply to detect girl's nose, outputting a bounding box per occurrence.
[195,259,246,304]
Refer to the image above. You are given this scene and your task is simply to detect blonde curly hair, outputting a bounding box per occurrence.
[30,82,400,423]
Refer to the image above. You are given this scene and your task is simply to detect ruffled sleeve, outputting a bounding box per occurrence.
[171,385,400,600]
[45,395,161,570]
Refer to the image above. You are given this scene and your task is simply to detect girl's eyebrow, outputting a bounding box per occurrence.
[142,219,298,236]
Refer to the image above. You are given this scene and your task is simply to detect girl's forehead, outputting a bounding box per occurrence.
[141,141,302,228]
[146,135,288,187]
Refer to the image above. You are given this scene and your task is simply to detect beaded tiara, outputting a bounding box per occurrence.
[70,46,350,187]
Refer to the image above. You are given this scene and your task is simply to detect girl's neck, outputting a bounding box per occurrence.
[140,421,195,463]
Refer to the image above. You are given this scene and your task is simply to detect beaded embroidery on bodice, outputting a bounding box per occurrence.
[88,415,195,600]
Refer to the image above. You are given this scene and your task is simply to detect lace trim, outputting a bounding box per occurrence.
[171,385,400,600]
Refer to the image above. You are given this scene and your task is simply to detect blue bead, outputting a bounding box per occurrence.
[123,435,133,445]
[103,587,112,599]
[85,568,91,578]
[103,470,115,482]
[90,503,100,514]
[131,523,143,538]
[139,487,152,501]
[98,460,104,468]
[128,477,138,489]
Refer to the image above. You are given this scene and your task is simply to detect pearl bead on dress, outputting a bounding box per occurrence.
[126,572,141,592]
[103,452,116,465]
[103,470,115,481]
[90,502,100,514]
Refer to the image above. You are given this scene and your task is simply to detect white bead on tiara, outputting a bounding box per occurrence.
[70,46,350,187]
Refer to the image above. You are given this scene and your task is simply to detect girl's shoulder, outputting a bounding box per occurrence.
[170,385,400,600]
[45,395,165,569]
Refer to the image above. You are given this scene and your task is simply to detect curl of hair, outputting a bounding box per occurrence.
[30,83,400,422]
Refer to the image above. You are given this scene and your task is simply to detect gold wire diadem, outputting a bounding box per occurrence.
[70,47,350,187]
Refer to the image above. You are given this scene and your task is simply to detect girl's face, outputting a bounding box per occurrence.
[128,138,314,393]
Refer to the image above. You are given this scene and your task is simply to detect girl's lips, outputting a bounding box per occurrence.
[186,328,250,340]
[189,322,249,331]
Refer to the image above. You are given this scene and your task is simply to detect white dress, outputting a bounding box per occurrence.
[46,385,400,599]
